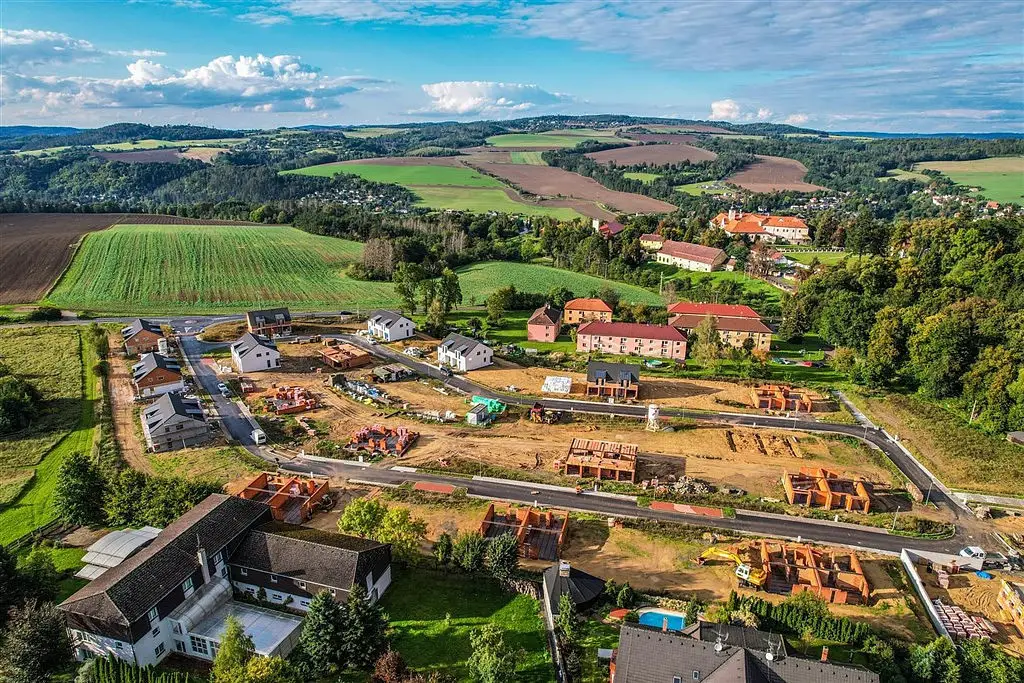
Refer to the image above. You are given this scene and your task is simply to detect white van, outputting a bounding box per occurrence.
[251,428,267,445]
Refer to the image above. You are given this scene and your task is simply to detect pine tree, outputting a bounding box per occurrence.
[341,584,390,670]
[54,451,106,526]
[299,591,347,676]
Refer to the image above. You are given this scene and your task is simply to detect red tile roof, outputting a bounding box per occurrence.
[528,304,562,327]
[599,221,625,236]
[725,221,768,234]
[666,302,761,318]
[658,240,726,265]
[639,233,664,243]
[565,298,613,313]
[762,216,808,229]
[669,314,772,334]
[578,321,687,342]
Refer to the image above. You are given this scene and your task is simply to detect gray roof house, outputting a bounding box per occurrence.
[367,310,416,341]
[437,333,493,372]
[246,308,292,337]
[611,622,879,683]
[131,353,185,398]
[231,333,280,373]
[141,393,209,452]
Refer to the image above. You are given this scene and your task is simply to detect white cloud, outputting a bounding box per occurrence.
[237,11,292,26]
[709,99,772,122]
[274,0,494,26]
[0,28,165,69]
[2,53,380,113]
[785,113,810,125]
[418,81,572,116]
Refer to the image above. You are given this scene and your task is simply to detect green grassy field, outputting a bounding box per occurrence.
[458,261,663,305]
[341,127,406,138]
[510,151,548,165]
[380,567,553,682]
[674,181,732,195]
[880,168,930,182]
[409,186,583,220]
[780,250,849,266]
[48,224,394,314]
[0,328,100,544]
[283,163,504,187]
[425,310,577,353]
[485,133,614,148]
[624,172,662,184]
[92,138,246,151]
[914,156,1024,204]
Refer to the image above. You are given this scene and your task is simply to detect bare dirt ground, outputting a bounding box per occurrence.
[466,161,678,214]
[620,133,700,144]
[925,570,1024,655]
[107,341,152,474]
[726,155,827,193]
[179,147,227,162]
[0,213,265,305]
[586,143,717,165]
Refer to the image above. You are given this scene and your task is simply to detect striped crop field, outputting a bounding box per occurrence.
[283,163,503,187]
[455,261,663,305]
[48,224,398,314]
[510,151,548,165]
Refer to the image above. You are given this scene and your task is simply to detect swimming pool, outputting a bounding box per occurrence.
[638,609,686,632]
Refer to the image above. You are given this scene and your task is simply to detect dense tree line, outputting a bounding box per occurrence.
[782,215,1024,433]
[0,365,40,434]
[0,123,243,152]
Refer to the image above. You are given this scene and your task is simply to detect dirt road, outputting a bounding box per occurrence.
[107,342,153,474]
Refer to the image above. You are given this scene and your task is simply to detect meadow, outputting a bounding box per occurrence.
[92,138,246,151]
[341,127,406,138]
[485,132,616,148]
[624,172,662,183]
[457,261,664,305]
[779,249,849,266]
[510,151,547,165]
[409,186,583,220]
[283,162,504,187]
[674,181,733,195]
[881,168,930,182]
[914,156,1024,204]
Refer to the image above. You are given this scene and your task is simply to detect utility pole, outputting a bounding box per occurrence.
[891,506,899,531]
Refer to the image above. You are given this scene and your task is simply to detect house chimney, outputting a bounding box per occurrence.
[197,545,211,583]
[728,208,735,221]
[558,560,571,577]
[592,218,600,230]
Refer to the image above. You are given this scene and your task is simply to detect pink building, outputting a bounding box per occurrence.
[527,304,562,342]
[576,321,687,360]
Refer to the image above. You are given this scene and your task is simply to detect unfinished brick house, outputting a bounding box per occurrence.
[752,384,827,412]
[319,342,371,369]
[783,467,873,513]
[479,503,569,561]
[585,361,640,400]
[232,473,331,524]
[557,438,638,483]
[758,540,870,604]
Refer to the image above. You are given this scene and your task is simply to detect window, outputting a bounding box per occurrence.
[175,640,185,653]
[151,626,160,637]
[154,642,165,658]
[673,678,681,683]
[239,567,248,576]
[190,636,209,656]
[148,607,159,624]
[693,672,701,681]
[115,642,123,650]
[182,577,194,598]
[176,423,183,430]
[298,581,306,589]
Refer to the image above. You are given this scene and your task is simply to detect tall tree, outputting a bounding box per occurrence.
[452,531,487,572]
[341,584,390,670]
[246,656,300,683]
[211,615,255,683]
[298,591,347,677]
[692,315,723,370]
[555,593,581,646]
[16,547,59,604]
[0,600,72,683]
[485,532,519,582]
[375,506,427,562]
[54,451,105,526]
[338,498,388,538]
[437,268,463,316]
[467,624,518,683]
[392,262,425,314]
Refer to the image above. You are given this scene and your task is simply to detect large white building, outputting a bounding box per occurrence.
[367,310,416,342]
[712,210,810,243]
[655,240,728,272]
[231,333,281,373]
[437,333,493,372]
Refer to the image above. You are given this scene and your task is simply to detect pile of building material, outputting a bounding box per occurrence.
[239,377,258,394]
[541,376,572,394]
[555,438,639,483]
[409,409,458,423]
[471,396,506,413]
[932,600,996,641]
[530,403,562,424]
[331,374,392,405]
[346,424,419,456]
[265,386,317,415]
[373,364,413,383]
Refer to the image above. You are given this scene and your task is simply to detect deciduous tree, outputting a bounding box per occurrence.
[485,532,519,582]
[54,451,105,526]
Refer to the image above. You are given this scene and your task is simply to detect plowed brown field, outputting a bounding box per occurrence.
[586,143,717,165]
[621,133,699,144]
[0,213,261,304]
[467,162,677,214]
[726,155,827,192]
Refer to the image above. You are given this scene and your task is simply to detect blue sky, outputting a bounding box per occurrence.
[1,0,1022,132]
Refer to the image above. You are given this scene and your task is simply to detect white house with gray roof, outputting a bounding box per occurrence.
[437,333,492,372]
[367,310,416,342]
[141,393,210,452]
[231,333,280,373]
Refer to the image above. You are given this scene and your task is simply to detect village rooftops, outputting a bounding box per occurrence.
[232,332,276,358]
[142,393,204,431]
[599,221,625,237]
[528,304,562,327]
[666,302,761,318]
[587,361,640,384]
[438,332,488,357]
[639,233,664,243]
[122,319,163,339]
[60,495,271,632]
[230,525,391,594]
[131,352,181,381]
[564,298,613,313]
[367,309,408,327]
[669,313,772,334]
[246,308,291,328]
[577,321,687,342]
[658,240,727,265]
[727,220,769,234]
[763,215,808,229]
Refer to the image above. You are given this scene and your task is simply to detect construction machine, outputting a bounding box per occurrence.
[694,547,768,587]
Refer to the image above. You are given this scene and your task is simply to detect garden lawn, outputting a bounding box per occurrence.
[380,567,554,682]
[48,223,399,314]
[409,187,583,220]
[0,329,99,544]
[283,163,504,187]
[148,445,262,483]
[914,156,1024,204]
[674,181,732,195]
[423,310,577,353]
[779,250,849,266]
[624,172,662,184]
[456,261,663,305]
[579,620,621,683]
[510,151,548,165]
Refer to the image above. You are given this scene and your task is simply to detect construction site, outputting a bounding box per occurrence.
[346,424,420,457]
[751,384,833,413]
[555,438,639,483]
[262,385,319,415]
[319,340,372,369]
[229,472,334,524]
[479,502,569,561]
[782,467,874,513]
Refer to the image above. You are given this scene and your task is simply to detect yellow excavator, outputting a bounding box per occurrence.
[694,547,768,587]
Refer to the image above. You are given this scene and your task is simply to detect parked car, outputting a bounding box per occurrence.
[960,546,987,561]
[216,382,228,392]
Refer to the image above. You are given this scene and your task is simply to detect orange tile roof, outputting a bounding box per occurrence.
[763,216,808,229]
[725,221,768,234]
[658,240,726,265]
[565,298,613,313]
[666,302,760,318]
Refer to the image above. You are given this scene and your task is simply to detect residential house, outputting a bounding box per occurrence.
[367,310,416,342]
[60,494,393,667]
[585,361,640,399]
[610,622,879,683]
[667,302,772,353]
[141,393,209,453]
[231,333,281,373]
[576,321,687,360]
[132,353,185,398]
[527,304,562,342]
[229,526,392,608]
[593,218,625,238]
[563,298,613,325]
[122,319,165,356]
[655,240,728,272]
[437,333,493,372]
[639,233,665,251]
[712,209,810,243]
[246,308,292,338]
